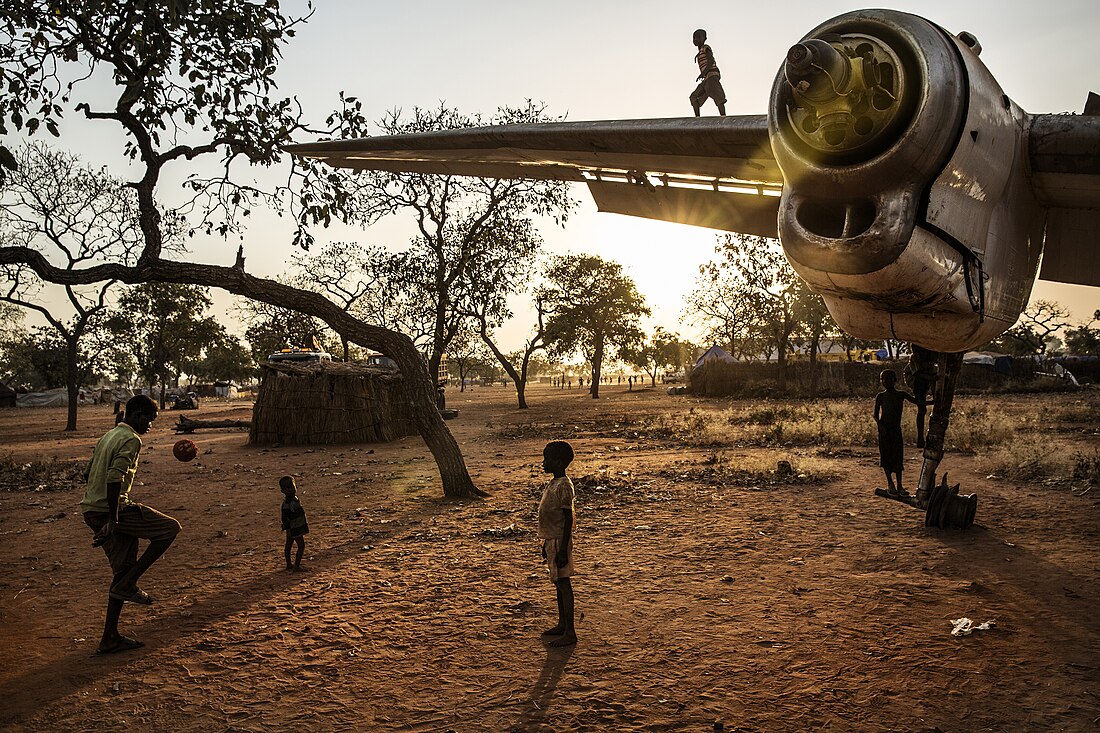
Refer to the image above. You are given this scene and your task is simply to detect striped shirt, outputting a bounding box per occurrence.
[696,44,720,79]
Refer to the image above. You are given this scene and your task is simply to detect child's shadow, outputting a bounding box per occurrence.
[514,645,575,730]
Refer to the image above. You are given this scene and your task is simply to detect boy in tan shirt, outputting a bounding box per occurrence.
[538,440,577,646]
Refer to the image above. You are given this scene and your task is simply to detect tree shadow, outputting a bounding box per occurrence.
[510,643,576,732]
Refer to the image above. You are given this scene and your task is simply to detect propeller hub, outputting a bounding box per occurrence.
[781,33,912,160]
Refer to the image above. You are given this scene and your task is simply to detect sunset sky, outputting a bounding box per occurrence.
[15,0,1100,351]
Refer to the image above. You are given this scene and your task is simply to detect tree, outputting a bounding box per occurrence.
[345,103,574,382]
[291,240,386,360]
[472,294,550,409]
[791,280,832,396]
[0,2,485,497]
[457,228,550,410]
[107,283,225,406]
[624,327,688,386]
[189,332,254,385]
[0,303,26,384]
[0,143,152,429]
[237,290,339,364]
[2,327,66,390]
[684,262,760,359]
[445,329,493,392]
[734,237,800,388]
[541,254,649,399]
[986,299,1072,357]
[693,235,800,388]
[1064,310,1100,356]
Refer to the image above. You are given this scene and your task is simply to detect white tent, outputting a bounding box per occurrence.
[694,345,736,370]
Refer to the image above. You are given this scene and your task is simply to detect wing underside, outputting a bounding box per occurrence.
[287,116,783,237]
[1029,113,1100,287]
[287,111,1100,268]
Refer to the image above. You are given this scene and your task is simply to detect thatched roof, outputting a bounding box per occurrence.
[261,360,399,377]
[250,360,415,445]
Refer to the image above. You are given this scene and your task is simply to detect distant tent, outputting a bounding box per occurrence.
[96,387,133,404]
[694,345,736,370]
[16,388,68,407]
[214,381,239,399]
[962,351,1013,375]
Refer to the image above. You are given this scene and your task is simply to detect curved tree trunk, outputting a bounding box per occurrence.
[479,331,530,410]
[1,250,485,499]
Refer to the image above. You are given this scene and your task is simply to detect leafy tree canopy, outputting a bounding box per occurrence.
[541,254,649,398]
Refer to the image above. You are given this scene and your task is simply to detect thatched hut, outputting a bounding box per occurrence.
[250,361,416,445]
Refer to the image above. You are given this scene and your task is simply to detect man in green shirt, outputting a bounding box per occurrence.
[82,394,181,654]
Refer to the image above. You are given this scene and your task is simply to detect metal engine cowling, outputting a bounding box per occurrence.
[768,9,1043,352]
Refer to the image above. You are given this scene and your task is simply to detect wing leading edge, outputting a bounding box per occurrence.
[286,116,783,237]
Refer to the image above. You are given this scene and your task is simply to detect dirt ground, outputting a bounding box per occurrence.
[1,383,1097,732]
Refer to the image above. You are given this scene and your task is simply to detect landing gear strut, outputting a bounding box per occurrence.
[874,350,978,529]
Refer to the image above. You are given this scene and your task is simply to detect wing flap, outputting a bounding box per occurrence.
[1028,113,1100,286]
[587,180,780,237]
[1038,208,1100,287]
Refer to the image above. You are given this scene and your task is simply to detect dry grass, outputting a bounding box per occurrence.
[1032,399,1100,427]
[661,451,840,487]
[980,437,1100,488]
[638,398,1014,453]
[0,454,86,492]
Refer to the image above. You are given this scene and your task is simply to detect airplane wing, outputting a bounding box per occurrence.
[286,116,783,238]
[1029,111,1100,287]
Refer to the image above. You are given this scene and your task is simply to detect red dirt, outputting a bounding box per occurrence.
[0,384,1097,731]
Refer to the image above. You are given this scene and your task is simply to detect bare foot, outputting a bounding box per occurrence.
[541,625,565,637]
[547,632,576,647]
[96,635,144,655]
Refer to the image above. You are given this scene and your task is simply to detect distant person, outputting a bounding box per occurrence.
[280,476,309,571]
[82,394,181,655]
[873,369,918,496]
[690,28,726,116]
[538,441,578,647]
[907,345,937,448]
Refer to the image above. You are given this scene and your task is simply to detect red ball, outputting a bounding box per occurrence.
[173,438,199,462]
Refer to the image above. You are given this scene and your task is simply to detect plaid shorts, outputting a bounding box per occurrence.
[84,503,181,578]
[690,75,727,107]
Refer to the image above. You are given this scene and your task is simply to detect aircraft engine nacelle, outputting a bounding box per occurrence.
[768,9,1044,352]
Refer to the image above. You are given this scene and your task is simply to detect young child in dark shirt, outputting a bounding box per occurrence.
[874,369,918,496]
[279,476,309,571]
[538,441,577,647]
